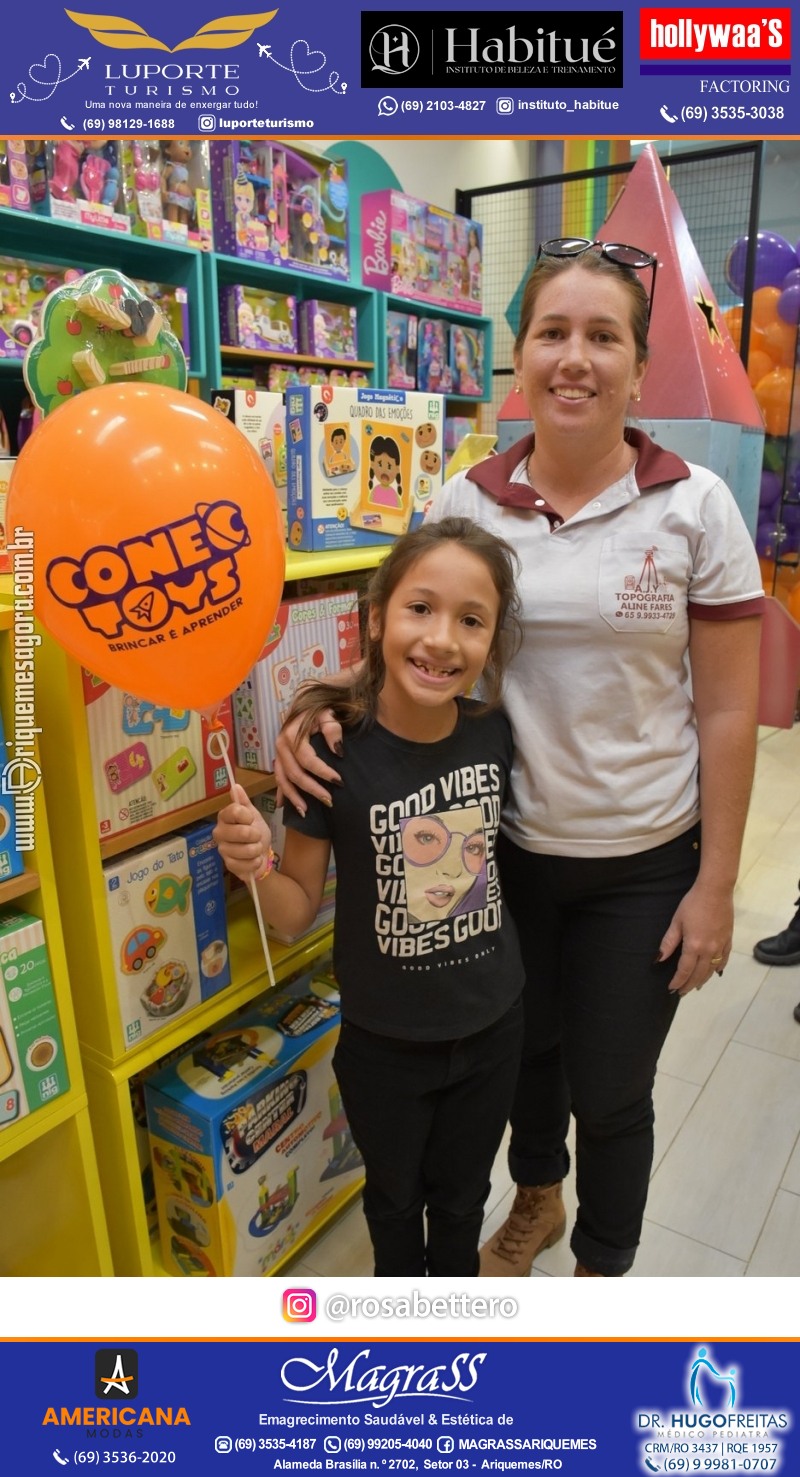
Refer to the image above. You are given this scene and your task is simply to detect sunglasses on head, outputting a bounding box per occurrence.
[536,237,658,324]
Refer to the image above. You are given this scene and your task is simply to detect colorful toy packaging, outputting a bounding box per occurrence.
[0,703,24,882]
[387,310,418,389]
[0,458,15,574]
[30,140,130,233]
[0,909,69,1129]
[361,189,483,313]
[82,672,234,842]
[233,588,361,773]
[0,140,32,211]
[450,323,485,396]
[286,385,446,551]
[417,318,453,394]
[209,140,349,279]
[0,256,85,361]
[297,299,358,361]
[102,820,230,1052]
[122,139,213,251]
[219,283,298,353]
[145,968,363,1275]
[209,387,287,531]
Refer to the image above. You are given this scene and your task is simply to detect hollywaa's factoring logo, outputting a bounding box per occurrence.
[65,7,278,51]
[640,8,791,62]
[361,11,623,88]
[46,501,250,643]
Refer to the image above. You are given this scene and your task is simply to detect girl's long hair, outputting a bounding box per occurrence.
[286,516,521,741]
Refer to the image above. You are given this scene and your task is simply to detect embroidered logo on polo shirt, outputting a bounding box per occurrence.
[598,534,689,632]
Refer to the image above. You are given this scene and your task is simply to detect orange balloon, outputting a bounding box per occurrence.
[7,383,285,711]
[754,367,795,437]
[722,305,743,350]
[787,583,800,624]
[746,349,774,387]
[750,285,782,329]
[761,316,799,369]
[747,322,769,358]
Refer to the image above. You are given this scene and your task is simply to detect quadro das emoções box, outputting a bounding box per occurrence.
[233,587,361,774]
[145,969,363,1275]
[0,909,69,1129]
[286,385,445,552]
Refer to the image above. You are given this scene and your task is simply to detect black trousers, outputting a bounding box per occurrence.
[497,825,701,1275]
[332,998,522,1277]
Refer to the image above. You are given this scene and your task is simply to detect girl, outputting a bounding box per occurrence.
[367,435,402,508]
[214,517,525,1277]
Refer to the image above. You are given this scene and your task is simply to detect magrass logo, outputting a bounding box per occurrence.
[361,11,623,88]
[95,1349,139,1399]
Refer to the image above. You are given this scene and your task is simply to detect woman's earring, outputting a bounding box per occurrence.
[631,388,641,402]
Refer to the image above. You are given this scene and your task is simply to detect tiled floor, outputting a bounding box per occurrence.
[287,724,800,1279]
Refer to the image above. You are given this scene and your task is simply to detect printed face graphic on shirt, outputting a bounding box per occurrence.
[400,803,486,924]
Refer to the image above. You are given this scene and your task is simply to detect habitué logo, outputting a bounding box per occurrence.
[95,1349,139,1399]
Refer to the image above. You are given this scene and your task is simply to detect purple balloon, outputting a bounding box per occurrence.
[726,232,799,296]
[781,504,800,536]
[760,469,782,505]
[778,281,800,325]
[782,267,800,292]
[756,520,778,558]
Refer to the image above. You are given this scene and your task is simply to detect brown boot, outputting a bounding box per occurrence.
[574,1263,604,1277]
[479,1182,566,1276]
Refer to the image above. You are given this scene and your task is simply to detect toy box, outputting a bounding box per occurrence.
[362,189,483,314]
[145,968,363,1275]
[0,140,32,212]
[297,299,358,361]
[102,821,230,1052]
[233,587,360,773]
[0,701,24,881]
[210,140,349,279]
[32,140,130,233]
[387,310,418,389]
[0,909,69,1129]
[0,458,14,573]
[83,672,234,842]
[417,318,453,394]
[449,323,485,396]
[209,387,287,530]
[286,385,446,552]
[122,139,213,251]
[220,282,298,354]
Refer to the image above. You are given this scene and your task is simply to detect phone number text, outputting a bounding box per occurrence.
[82,118,176,129]
[398,100,486,112]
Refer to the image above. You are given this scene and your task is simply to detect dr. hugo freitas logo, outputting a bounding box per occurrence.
[635,1344,791,1475]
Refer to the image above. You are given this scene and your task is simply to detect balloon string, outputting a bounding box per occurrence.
[217,735,277,993]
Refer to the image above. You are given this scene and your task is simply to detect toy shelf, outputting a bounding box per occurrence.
[98,769,274,863]
[0,205,207,382]
[0,598,113,1275]
[378,291,494,408]
[284,544,392,584]
[220,345,375,373]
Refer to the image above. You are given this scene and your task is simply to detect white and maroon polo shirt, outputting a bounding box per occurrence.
[428,430,764,857]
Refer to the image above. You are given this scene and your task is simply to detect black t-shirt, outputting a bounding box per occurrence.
[285,699,524,1040]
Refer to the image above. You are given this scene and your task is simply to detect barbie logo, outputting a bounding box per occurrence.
[363,210,389,278]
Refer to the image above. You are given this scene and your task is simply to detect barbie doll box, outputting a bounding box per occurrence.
[145,970,363,1276]
[232,587,361,773]
[0,908,69,1130]
[82,672,234,842]
[285,384,446,551]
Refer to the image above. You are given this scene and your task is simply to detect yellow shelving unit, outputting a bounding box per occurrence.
[0,598,113,1275]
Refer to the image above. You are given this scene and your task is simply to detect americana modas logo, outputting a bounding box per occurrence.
[65,7,277,50]
[95,1349,139,1399]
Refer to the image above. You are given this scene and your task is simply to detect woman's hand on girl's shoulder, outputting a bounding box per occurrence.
[273,709,343,814]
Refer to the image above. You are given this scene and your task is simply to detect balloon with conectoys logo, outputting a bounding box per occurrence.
[7,381,285,713]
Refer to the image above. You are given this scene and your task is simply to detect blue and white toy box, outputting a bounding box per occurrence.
[145,970,363,1276]
[286,385,446,551]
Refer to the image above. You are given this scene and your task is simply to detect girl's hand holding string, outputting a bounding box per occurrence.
[213,784,274,883]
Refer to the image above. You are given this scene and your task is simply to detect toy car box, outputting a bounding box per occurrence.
[209,140,349,280]
[0,701,24,881]
[102,821,230,1053]
[209,387,287,531]
[286,384,446,552]
[145,970,363,1276]
[83,672,234,842]
[233,587,360,773]
[0,909,69,1130]
[219,283,298,354]
[361,189,482,314]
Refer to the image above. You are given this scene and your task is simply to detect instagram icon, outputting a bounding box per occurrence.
[283,1288,317,1322]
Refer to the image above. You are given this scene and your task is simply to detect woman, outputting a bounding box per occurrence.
[275,239,764,1277]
